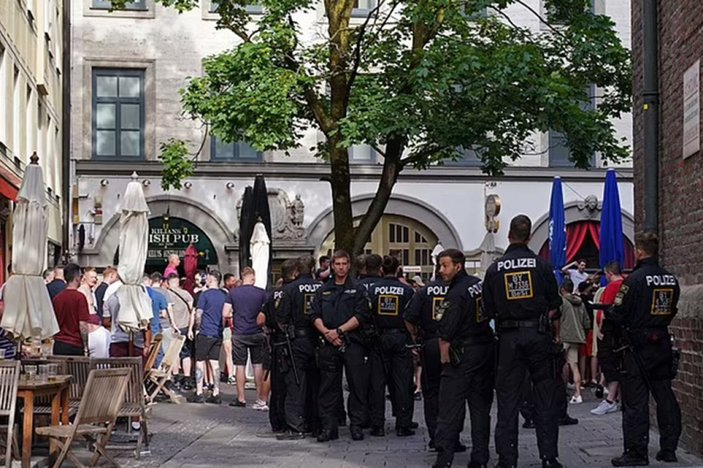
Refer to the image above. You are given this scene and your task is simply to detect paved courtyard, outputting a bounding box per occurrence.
[100,383,703,468]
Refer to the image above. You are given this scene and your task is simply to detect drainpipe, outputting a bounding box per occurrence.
[61,0,71,259]
[642,0,659,234]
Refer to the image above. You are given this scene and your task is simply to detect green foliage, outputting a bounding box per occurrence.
[158,139,194,191]
[107,0,632,250]
[148,0,631,176]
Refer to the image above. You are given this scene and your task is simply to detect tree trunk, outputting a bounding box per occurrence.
[351,138,404,256]
[329,138,356,254]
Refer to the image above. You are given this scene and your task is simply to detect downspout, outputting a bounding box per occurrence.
[642,0,659,234]
[61,0,71,259]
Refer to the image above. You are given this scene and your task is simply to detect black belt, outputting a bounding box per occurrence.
[499,319,540,329]
[380,328,407,335]
[294,328,313,338]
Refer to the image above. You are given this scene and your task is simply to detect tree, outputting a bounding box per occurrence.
[113,0,631,256]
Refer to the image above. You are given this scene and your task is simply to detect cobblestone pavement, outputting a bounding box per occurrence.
[110,384,702,468]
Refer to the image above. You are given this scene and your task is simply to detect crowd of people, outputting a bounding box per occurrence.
[0,214,683,468]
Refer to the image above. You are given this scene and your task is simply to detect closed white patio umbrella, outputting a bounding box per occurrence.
[250,220,270,290]
[1,154,59,339]
[114,173,152,332]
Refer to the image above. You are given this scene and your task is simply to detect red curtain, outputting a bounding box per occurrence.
[541,220,635,269]
[566,222,598,262]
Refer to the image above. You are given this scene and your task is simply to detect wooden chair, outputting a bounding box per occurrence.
[143,335,163,375]
[0,361,20,468]
[90,357,149,458]
[35,368,131,468]
[48,356,91,411]
[146,334,185,404]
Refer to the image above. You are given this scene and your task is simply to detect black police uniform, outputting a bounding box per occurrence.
[606,257,682,464]
[310,277,371,439]
[263,284,288,433]
[358,274,382,423]
[367,276,415,434]
[483,243,562,467]
[276,274,323,435]
[404,280,456,445]
[433,270,495,467]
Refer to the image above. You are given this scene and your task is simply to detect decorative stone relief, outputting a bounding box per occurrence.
[269,189,305,240]
[577,195,602,219]
[236,189,305,241]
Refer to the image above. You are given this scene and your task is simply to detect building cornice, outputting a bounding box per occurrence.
[74,160,634,183]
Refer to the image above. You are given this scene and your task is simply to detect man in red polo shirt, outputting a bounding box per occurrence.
[52,263,91,356]
[591,261,625,416]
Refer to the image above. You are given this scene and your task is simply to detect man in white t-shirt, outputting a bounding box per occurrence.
[562,259,590,293]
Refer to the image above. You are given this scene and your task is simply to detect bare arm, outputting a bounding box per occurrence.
[79,321,90,354]
[439,339,451,364]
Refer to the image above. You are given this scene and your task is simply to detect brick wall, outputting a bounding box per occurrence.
[632,1,703,457]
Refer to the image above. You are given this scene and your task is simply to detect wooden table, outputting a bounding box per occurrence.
[17,375,71,468]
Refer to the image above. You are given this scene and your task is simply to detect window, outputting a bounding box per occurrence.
[446,146,482,167]
[321,215,439,277]
[349,144,376,164]
[0,47,6,146]
[211,137,262,162]
[548,84,596,168]
[12,67,21,158]
[352,0,376,17]
[90,0,147,10]
[92,69,145,158]
[210,1,263,14]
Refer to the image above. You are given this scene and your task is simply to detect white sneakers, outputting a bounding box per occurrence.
[569,395,583,404]
[590,399,620,415]
[252,399,269,411]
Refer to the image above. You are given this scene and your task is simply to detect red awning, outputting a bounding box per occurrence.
[0,166,20,201]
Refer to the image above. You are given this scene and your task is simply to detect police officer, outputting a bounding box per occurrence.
[606,232,681,467]
[276,255,323,440]
[483,215,563,468]
[358,254,383,290]
[263,259,298,435]
[367,255,415,437]
[311,250,371,442]
[431,249,494,468]
[404,269,452,448]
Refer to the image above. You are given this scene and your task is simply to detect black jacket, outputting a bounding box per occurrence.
[403,280,448,337]
[606,257,680,330]
[310,277,370,330]
[279,274,323,330]
[483,243,561,321]
[437,270,493,344]
[368,276,415,330]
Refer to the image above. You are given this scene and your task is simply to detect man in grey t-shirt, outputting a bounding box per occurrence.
[165,273,195,390]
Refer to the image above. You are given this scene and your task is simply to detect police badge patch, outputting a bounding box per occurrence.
[650,288,674,316]
[434,300,451,321]
[614,284,630,306]
[504,271,534,300]
[432,297,444,321]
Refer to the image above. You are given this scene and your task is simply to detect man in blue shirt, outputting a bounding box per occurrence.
[223,267,268,408]
[189,270,228,404]
[143,275,168,367]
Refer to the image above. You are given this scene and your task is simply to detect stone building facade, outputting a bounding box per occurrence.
[0,0,65,280]
[70,0,634,281]
[632,1,703,457]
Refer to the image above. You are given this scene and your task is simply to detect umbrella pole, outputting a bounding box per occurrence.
[129,331,134,357]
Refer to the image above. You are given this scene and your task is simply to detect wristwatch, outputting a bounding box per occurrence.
[336,327,344,336]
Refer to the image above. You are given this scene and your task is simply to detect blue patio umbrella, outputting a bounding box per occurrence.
[549,176,567,285]
[599,168,624,285]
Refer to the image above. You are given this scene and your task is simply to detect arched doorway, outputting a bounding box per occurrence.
[112,216,220,275]
[320,215,439,279]
[537,220,636,270]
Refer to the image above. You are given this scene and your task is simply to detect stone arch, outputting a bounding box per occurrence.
[306,193,463,256]
[92,194,236,273]
[528,201,635,253]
